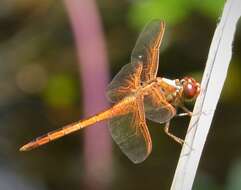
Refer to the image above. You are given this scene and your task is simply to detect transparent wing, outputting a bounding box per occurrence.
[144,88,176,123]
[108,98,152,164]
[106,63,142,103]
[131,20,165,82]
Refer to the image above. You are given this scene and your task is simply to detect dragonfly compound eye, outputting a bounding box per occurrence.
[182,77,200,101]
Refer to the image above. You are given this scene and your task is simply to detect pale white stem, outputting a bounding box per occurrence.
[171,0,241,189]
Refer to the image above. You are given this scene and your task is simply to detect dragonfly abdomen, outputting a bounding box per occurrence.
[19,96,137,152]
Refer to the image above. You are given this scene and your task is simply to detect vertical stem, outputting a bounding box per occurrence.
[171,0,241,189]
[64,0,111,189]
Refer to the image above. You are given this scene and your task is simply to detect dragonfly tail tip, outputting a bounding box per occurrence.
[19,143,32,152]
[19,146,26,152]
[19,145,27,152]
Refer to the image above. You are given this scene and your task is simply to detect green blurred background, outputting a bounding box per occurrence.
[1,0,241,190]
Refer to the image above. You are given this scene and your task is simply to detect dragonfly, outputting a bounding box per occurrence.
[20,20,200,164]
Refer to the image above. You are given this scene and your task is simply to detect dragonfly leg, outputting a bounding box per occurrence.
[176,111,199,117]
[179,105,193,117]
[164,121,184,145]
[176,112,190,117]
[178,105,210,118]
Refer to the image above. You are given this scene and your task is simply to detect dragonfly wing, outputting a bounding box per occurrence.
[144,89,176,123]
[131,20,165,82]
[108,97,152,164]
[106,63,142,103]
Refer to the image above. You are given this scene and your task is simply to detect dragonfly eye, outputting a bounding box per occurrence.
[181,77,200,101]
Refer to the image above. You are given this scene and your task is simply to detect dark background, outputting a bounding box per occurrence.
[0,0,241,190]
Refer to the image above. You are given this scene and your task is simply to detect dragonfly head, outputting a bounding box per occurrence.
[179,77,200,102]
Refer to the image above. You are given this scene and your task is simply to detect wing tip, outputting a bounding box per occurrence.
[127,143,152,164]
[149,19,165,27]
[129,152,151,164]
[157,20,165,31]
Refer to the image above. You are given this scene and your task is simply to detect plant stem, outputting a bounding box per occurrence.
[171,0,241,189]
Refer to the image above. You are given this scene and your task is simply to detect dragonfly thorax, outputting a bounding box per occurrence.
[160,77,181,103]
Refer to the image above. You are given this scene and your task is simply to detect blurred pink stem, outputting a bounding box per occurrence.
[64,0,111,189]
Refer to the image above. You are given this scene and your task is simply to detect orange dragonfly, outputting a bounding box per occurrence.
[20,20,200,164]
